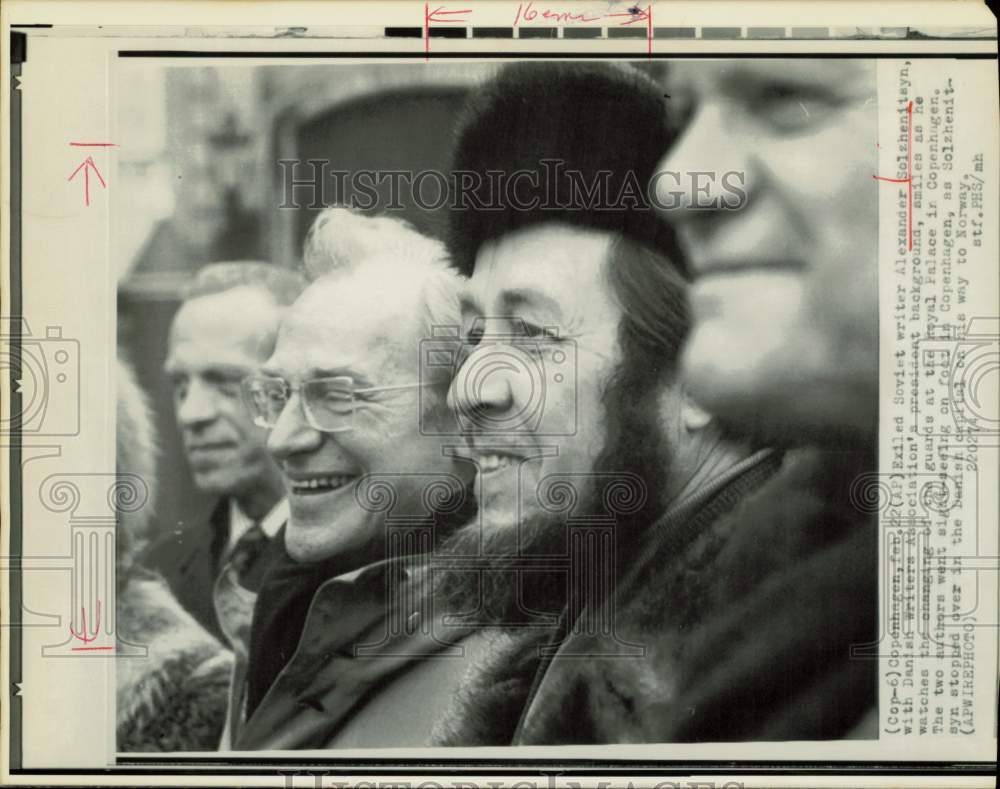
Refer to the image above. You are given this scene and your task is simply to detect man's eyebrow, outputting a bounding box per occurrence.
[499,288,564,321]
[723,66,844,95]
[167,362,254,380]
[255,365,371,388]
[202,364,255,379]
[292,366,373,387]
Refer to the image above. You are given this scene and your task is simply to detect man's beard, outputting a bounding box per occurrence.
[433,356,672,627]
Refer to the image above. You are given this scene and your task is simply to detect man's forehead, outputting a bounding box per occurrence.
[169,293,279,364]
[172,286,280,335]
[290,275,420,336]
[668,59,872,93]
[469,225,613,305]
[271,276,420,377]
[164,335,267,372]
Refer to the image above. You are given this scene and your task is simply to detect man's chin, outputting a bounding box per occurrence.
[682,343,874,447]
[284,524,340,564]
[476,493,543,535]
[454,500,562,563]
[189,469,239,496]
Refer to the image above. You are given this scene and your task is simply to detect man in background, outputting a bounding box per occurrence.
[117,357,233,752]
[145,261,306,745]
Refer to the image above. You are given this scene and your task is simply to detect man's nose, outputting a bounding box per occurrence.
[654,102,746,216]
[448,345,516,431]
[176,378,219,427]
[266,392,324,461]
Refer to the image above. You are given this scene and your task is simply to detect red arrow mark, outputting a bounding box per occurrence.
[425,4,471,60]
[69,599,102,644]
[67,156,107,207]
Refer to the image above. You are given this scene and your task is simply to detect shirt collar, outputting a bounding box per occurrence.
[228,498,289,547]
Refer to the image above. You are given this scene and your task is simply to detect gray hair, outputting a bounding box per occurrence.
[303,206,448,280]
[182,261,307,306]
[303,207,465,400]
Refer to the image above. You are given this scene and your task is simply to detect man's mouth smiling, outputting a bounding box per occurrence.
[476,452,522,474]
[286,473,359,496]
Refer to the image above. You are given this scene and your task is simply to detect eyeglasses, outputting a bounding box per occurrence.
[242,375,432,433]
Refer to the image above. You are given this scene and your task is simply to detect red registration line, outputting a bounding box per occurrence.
[873,100,914,251]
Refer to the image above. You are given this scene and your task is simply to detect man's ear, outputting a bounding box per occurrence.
[681,395,713,433]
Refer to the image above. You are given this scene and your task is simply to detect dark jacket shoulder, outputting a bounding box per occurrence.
[141,500,230,642]
[517,447,877,744]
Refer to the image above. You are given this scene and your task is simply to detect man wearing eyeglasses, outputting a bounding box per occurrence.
[235,209,475,749]
[147,261,306,748]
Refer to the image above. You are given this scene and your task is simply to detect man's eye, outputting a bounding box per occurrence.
[754,84,840,133]
[523,322,560,342]
[320,390,352,405]
[170,376,188,398]
[216,380,244,397]
[464,323,485,347]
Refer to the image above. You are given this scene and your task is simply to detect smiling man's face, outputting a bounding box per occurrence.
[656,60,879,439]
[449,224,623,535]
[263,273,454,563]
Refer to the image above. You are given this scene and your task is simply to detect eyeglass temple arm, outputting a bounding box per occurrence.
[353,381,436,394]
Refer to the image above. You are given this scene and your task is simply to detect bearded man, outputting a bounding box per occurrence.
[416,61,786,745]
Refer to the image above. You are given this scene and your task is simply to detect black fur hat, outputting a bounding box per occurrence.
[448,61,680,277]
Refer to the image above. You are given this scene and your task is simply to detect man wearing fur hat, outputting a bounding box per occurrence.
[443,60,877,744]
[420,61,785,745]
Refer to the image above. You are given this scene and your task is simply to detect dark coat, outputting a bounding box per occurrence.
[236,557,476,750]
[244,537,386,719]
[142,499,287,642]
[143,500,230,642]
[431,447,877,744]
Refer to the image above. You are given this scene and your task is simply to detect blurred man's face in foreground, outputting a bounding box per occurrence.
[657,60,879,440]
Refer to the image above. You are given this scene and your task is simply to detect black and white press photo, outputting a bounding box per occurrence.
[5,1,1000,783]
[112,58,882,751]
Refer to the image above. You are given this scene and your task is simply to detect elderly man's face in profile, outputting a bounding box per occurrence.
[262,273,457,563]
[657,60,878,439]
[165,285,281,496]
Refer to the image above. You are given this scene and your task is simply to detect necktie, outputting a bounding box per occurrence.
[228,522,269,593]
